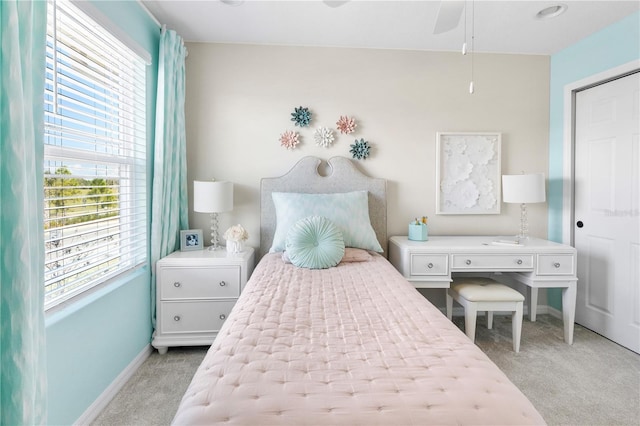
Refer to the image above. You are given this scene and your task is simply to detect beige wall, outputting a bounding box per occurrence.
[185,43,550,254]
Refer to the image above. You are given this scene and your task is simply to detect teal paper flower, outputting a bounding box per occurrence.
[291,106,312,127]
[350,138,371,160]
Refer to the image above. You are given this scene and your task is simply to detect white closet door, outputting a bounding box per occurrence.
[574,71,640,353]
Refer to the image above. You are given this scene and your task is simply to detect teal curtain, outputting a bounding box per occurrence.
[150,28,188,326]
[0,0,48,424]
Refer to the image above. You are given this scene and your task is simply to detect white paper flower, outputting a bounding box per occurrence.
[465,136,496,165]
[472,173,494,195]
[314,126,335,148]
[224,224,248,242]
[444,153,473,183]
[442,137,466,156]
[444,180,479,209]
[440,178,457,194]
[477,192,497,210]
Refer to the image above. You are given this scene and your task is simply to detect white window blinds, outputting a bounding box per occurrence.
[44,0,147,309]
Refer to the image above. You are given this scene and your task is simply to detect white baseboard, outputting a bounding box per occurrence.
[545,304,563,319]
[74,344,153,426]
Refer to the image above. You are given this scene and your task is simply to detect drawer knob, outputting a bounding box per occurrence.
[173,315,181,322]
[219,314,226,320]
[173,282,181,288]
[465,259,472,265]
[427,263,434,269]
[554,262,561,268]
[517,259,523,265]
[219,281,226,287]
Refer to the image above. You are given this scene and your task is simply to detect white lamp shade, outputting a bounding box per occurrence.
[193,180,233,213]
[502,173,546,204]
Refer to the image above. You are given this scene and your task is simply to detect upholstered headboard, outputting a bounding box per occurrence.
[260,156,387,259]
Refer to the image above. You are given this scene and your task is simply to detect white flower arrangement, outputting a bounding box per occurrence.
[223,224,248,242]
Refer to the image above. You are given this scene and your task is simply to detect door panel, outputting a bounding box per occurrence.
[587,139,615,211]
[574,71,640,353]
[585,236,613,314]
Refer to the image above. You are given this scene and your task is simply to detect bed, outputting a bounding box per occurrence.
[172,156,545,425]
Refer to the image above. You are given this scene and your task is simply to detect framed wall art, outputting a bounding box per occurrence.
[436,132,502,215]
[180,229,204,251]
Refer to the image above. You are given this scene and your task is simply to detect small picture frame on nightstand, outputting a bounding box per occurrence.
[180,229,203,251]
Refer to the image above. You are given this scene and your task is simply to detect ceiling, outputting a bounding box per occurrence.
[140,0,640,55]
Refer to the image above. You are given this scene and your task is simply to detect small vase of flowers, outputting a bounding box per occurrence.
[224,224,248,253]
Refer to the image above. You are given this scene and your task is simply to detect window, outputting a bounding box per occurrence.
[44,0,147,309]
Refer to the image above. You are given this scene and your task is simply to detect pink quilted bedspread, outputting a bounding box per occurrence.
[172,253,545,425]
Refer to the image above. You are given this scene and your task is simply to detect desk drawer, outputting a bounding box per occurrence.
[452,254,533,270]
[537,254,575,275]
[159,300,235,333]
[410,254,449,276]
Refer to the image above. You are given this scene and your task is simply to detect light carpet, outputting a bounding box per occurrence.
[91,315,639,425]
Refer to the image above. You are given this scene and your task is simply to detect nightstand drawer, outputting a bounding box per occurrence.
[537,254,575,275]
[160,300,236,333]
[160,267,240,299]
[452,254,533,270]
[410,254,449,276]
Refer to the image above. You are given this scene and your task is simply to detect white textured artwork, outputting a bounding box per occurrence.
[436,133,501,214]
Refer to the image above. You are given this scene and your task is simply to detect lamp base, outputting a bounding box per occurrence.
[516,202,530,242]
[209,212,221,250]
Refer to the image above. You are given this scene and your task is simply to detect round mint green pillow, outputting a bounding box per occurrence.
[285,216,345,269]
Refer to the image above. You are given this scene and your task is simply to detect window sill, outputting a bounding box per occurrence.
[45,264,148,327]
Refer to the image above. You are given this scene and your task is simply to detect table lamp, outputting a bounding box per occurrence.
[502,173,546,241]
[194,180,233,250]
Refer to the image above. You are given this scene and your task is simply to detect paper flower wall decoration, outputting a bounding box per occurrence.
[350,138,371,160]
[279,130,300,150]
[291,106,312,127]
[336,115,357,134]
[313,127,335,148]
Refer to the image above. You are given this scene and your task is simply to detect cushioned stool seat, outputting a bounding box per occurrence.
[446,277,525,352]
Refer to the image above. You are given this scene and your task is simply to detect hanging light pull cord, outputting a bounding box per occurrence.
[462,0,467,55]
[469,0,475,94]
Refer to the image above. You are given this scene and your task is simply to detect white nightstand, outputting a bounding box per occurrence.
[152,247,255,354]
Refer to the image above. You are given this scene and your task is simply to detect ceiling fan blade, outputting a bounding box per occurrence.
[323,1,350,8]
[433,1,465,34]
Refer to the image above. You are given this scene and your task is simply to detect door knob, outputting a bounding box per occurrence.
[576,221,584,228]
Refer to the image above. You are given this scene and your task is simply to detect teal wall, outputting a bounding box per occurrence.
[547,11,640,309]
[45,1,159,424]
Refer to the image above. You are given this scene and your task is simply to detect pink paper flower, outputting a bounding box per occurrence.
[279,130,300,150]
[336,115,357,134]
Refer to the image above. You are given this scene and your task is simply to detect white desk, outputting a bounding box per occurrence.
[388,236,578,344]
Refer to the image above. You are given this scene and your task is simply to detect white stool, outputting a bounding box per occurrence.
[446,277,525,352]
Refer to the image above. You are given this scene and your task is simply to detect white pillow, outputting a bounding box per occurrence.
[270,191,383,253]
